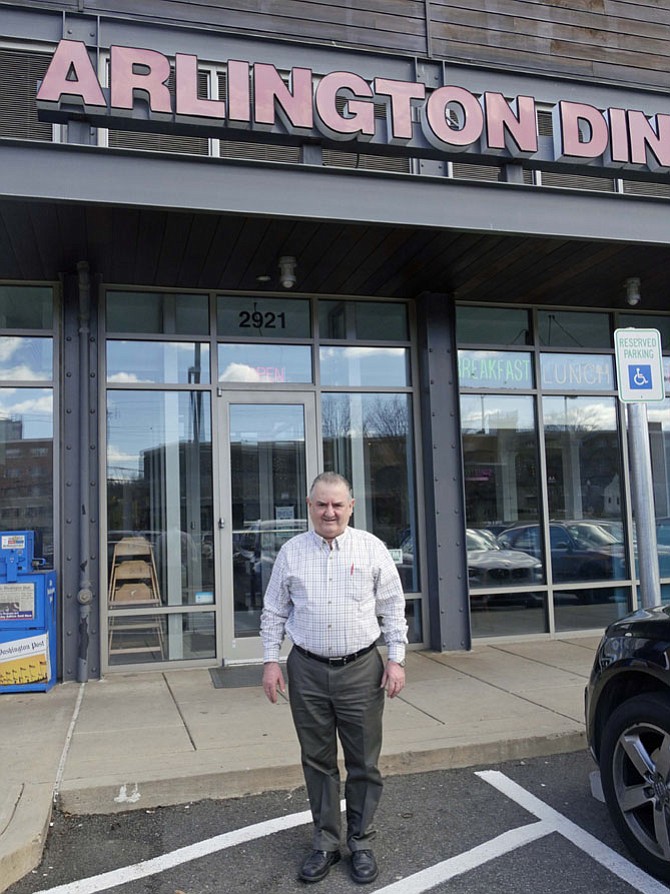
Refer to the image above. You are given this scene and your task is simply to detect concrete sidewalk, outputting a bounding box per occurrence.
[0,635,600,892]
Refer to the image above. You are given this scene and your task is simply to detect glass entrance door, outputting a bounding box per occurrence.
[220,394,318,661]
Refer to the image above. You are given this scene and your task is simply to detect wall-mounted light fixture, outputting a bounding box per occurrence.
[279,255,297,289]
[625,277,641,307]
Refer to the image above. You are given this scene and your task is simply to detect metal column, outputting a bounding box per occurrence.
[417,292,470,652]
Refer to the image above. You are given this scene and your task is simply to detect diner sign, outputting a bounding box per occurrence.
[36,40,670,174]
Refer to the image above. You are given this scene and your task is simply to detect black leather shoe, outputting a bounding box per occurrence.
[350,849,379,884]
[299,849,341,882]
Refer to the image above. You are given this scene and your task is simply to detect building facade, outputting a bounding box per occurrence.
[1,0,670,681]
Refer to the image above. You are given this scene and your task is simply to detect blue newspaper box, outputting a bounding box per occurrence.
[0,531,57,693]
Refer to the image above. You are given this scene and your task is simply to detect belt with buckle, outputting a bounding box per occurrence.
[294,642,376,667]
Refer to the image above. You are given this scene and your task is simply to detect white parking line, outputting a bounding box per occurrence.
[373,821,550,894]
[478,771,669,894]
[30,773,669,894]
[31,807,316,894]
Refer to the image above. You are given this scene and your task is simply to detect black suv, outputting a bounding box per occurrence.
[585,604,670,881]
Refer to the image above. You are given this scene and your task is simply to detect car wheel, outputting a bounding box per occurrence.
[600,692,670,881]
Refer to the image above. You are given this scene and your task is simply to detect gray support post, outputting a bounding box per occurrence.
[627,402,662,608]
[416,292,471,651]
[60,265,100,681]
[76,262,94,681]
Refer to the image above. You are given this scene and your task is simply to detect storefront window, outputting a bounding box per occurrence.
[537,310,611,349]
[319,301,408,340]
[218,344,312,383]
[461,394,539,533]
[623,314,670,351]
[458,350,533,389]
[460,394,544,636]
[107,611,216,666]
[229,404,307,638]
[456,307,531,346]
[543,396,624,530]
[320,347,409,386]
[540,395,627,626]
[645,400,670,599]
[106,390,214,664]
[0,387,53,563]
[540,354,614,391]
[459,305,634,638]
[0,337,52,379]
[217,295,310,339]
[405,597,423,643]
[322,392,417,593]
[104,290,419,667]
[0,286,54,566]
[107,292,209,335]
[107,341,210,385]
[553,587,629,632]
[0,286,52,329]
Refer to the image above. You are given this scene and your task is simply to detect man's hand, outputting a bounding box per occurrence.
[262,661,286,703]
[381,660,405,698]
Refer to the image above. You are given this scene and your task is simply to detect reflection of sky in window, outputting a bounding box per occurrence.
[460,394,534,433]
[647,396,670,426]
[107,342,210,384]
[542,396,617,430]
[663,358,670,395]
[107,391,211,480]
[218,344,312,383]
[0,389,53,439]
[230,404,305,443]
[320,347,408,386]
[0,338,52,380]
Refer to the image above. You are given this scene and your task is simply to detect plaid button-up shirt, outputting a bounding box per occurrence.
[261,527,408,663]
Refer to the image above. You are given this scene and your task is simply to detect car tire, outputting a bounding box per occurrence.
[600,692,670,881]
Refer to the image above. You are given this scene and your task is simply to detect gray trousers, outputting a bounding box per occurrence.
[287,646,385,852]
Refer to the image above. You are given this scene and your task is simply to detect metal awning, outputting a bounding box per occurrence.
[1,140,669,308]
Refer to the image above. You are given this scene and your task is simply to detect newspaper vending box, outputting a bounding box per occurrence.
[0,531,57,693]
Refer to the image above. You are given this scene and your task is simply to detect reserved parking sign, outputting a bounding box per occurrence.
[613,328,665,402]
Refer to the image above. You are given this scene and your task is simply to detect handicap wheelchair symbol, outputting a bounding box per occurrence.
[628,364,653,390]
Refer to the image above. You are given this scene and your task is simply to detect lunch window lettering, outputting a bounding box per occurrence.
[540,354,614,392]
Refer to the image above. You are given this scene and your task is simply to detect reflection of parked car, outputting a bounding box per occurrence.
[233,519,307,608]
[233,518,307,562]
[585,604,670,881]
[498,522,625,584]
[467,529,543,606]
[573,519,670,577]
[566,521,623,549]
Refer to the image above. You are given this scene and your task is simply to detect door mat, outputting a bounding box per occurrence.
[209,665,262,689]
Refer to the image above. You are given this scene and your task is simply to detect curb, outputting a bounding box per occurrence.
[0,783,53,894]
[57,729,586,815]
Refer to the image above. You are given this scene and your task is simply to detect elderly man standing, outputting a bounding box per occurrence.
[261,471,407,885]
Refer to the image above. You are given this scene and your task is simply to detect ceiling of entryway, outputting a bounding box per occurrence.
[1,198,669,310]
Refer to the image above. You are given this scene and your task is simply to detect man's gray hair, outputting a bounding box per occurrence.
[309,471,353,498]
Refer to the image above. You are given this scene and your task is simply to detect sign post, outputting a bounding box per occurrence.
[614,328,665,609]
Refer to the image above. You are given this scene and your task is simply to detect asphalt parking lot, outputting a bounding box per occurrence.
[7,751,670,894]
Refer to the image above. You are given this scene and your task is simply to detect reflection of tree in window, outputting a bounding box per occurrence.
[363,395,408,437]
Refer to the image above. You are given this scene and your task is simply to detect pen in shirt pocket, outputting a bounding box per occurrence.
[350,563,354,575]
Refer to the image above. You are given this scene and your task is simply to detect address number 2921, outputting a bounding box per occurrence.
[239,310,286,329]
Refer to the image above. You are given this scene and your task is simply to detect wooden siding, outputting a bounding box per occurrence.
[6,0,670,90]
[19,0,429,56]
[430,0,670,89]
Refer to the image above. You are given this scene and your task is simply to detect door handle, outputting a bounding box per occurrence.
[218,518,225,530]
